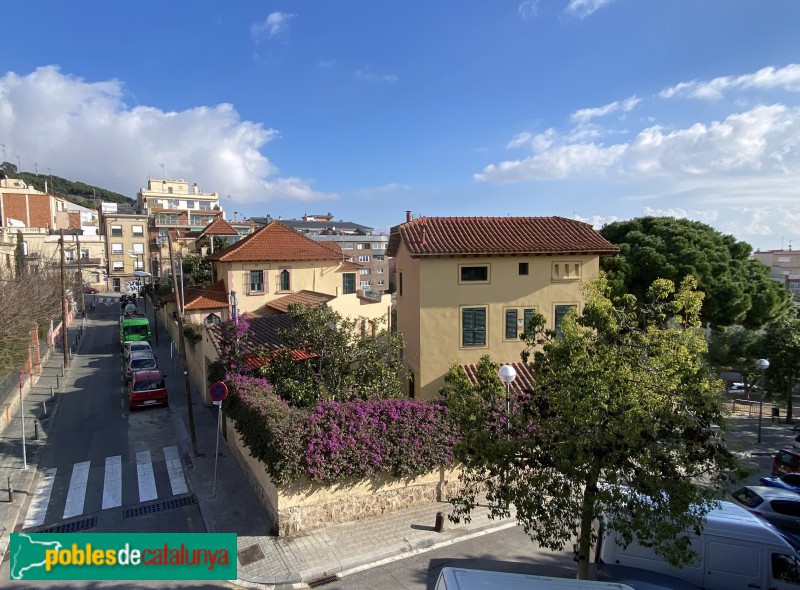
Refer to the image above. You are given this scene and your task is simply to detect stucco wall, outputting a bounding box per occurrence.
[397,245,600,399]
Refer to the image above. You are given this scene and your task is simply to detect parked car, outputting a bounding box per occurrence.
[729,485,800,532]
[127,369,168,410]
[773,447,800,476]
[83,286,99,294]
[760,472,800,494]
[125,351,158,380]
[123,341,153,364]
[727,382,745,395]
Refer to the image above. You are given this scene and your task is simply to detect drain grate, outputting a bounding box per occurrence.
[308,574,339,588]
[38,516,97,534]
[123,494,197,519]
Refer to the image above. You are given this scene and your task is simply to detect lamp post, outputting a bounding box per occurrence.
[757,358,770,444]
[498,364,517,440]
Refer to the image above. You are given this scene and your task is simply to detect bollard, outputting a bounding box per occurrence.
[42,401,47,417]
[7,476,12,503]
[56,375,60,390]
[50,385,54,399]
[434,511,445,533]
[34,420,39,441]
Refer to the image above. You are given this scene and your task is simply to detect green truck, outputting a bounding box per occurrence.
[120,314,151,349]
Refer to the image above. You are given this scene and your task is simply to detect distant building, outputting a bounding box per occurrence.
[252,213,390,293]
[753,248,800,296]
[100,211,150,293]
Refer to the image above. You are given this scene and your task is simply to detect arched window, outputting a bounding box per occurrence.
[204,313,221,324]
[279,269,291,291]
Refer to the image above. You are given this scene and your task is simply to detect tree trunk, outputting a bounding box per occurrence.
[788,381,795,423]
[577,467,601,580]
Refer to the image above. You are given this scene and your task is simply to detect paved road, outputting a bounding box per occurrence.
[0,294,209,583]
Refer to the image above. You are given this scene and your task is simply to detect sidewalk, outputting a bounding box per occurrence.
[0,321,86,564]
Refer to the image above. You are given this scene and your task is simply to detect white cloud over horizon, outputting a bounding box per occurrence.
[0,66,334,205]
[564,0,614,19]
[251,12,297,42]
[659,64,800,101]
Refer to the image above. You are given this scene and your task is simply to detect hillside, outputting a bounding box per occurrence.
[1,162,135,208]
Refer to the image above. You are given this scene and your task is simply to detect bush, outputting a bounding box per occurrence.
[226,375,458,485]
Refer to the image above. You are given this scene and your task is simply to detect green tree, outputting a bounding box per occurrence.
[600,217,791,328]
[14,231,26,278]
[760,311,800,423]
[181,255,211,287]
[707,325,763,398]
[256,303,405,408]
[447,274,742,580]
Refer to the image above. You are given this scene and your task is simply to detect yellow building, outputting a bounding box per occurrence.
[207,221,389,324]
[387,215,619,399]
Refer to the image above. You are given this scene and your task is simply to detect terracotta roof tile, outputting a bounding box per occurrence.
[182,280,229,310]
[460,362,535,394]
[262,290,336,314]
[387,216,619,257]
[208,221,343,262]
[197,218,240,238]
[206,313,294,354]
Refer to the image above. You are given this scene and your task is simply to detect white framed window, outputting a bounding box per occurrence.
[358,255,370,262]
[374,255,385,261]
[199,201,211,210]
[132,225,144,237]
[377,280,385,286]
[169,199,179,208]
[132,243,144,254]
[110,225,122,237]
[186,200,195,209]
[341,242,353,249]
[112,243,123,255]
[377,268,384,274]
[65,249,74,261]
[80,248,89,259]
[360,280,371,289]
[112,261,124,271]
[360,268,370,275]
[133,259,144,270]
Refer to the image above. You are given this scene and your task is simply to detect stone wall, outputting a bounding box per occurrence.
[225,416,461,536]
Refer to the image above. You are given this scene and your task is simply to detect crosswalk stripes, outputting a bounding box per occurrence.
[22,446,189,530]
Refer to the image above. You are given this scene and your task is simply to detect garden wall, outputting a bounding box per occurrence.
[226,417,461,536]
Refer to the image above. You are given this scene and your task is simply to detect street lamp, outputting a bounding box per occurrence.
[498,364,517,440]
[757,358,770,444]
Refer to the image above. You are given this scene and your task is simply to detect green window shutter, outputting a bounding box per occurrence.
[463,308,486,347]
[523,308,535,337]
[505,309,518,339]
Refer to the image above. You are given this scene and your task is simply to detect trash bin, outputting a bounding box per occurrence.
[772,407,780,422]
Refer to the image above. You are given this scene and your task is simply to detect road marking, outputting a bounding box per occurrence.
[163,446,188,495]
[63,461,91,519]
[23,468,57,528]
[136,451,158,502]
[102,455,122,509]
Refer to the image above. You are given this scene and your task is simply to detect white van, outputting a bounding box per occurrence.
[434,567,636,589]
[596,501,800,590]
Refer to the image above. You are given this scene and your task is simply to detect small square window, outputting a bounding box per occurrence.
[519,262,529,275]
[110,225,123,237]
[132,225,144,237]
[111,244,123,255]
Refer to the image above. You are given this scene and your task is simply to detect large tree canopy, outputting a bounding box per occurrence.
[600,216,791,328]
[760,310,800,423]
[445,275,742,580]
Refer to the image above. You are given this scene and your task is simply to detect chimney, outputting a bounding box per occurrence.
[234,211,238,222]
[406,210,412,222]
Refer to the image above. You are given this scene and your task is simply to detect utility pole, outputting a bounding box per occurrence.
[76,233,85,315]
[59,230,68,369]
[168,235,198,457]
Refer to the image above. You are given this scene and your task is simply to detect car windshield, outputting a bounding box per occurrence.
[732,487,764,508]
[779,451,800,469]
[130,358,156,370]
[124,325,149,337]
[128,344,150,354]
[133,379,162,392]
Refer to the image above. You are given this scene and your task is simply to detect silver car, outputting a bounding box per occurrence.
[730,485,800,532]
[125,351,158,380]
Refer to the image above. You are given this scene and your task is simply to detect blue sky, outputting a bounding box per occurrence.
[1,1,800,251]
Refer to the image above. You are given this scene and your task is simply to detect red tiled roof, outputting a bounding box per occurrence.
[197,218,240,238]
[262,290,336,314]
[208,221,343,262]
[244,349,316,369]
[460,362,535,394]
[339,260,362,271]
[206,313,294,354]
[183,280,229,310]
[387,216,619,257]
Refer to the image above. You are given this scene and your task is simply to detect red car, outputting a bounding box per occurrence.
[83,286,99,294]
[127,369,168,410]
[772,447,800,476]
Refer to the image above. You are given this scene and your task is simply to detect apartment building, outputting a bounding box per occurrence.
[100,212,150,293]
[754,248,800,296]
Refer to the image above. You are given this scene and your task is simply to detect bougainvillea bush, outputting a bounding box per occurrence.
[226,375,459,485]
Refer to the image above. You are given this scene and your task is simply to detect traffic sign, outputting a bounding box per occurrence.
[209,381,228,402]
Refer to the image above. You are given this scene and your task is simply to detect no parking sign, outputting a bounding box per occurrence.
[209,381,228,402]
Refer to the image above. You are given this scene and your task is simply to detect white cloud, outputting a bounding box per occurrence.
[251,12,296,42]
[659,64,800,101]
[642,207,689,219]
[355,68,397,83]
[0,66,332,205]
[570,96,640,124]
[358,182,412,195]
[572,213,618,230]
[564,0,614,19]
[480,103,800,183]
[518,1,540,18]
